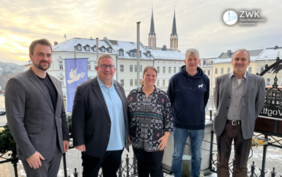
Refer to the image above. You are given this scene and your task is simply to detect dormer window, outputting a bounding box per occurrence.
[130,51,134,57]
[147,52,151,58]
[108,48,112,53]
[76,44,82,51]
[84,45,90,51]
[100,46,105,52]
[119,49,124,57]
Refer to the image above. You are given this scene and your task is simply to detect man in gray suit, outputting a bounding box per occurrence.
[5,39,70,177]
[213,49,265,177]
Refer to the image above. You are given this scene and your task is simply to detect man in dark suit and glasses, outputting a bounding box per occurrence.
[214,49,265,177]
[5,39,70,177]
[72,54,130,177]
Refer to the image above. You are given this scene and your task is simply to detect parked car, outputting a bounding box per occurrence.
[0,106,5,115]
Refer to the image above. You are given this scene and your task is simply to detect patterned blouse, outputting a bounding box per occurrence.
[127,86,173,152]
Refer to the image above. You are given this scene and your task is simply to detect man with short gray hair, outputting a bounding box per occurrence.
[214,49,265,177]
[168,48,210,177]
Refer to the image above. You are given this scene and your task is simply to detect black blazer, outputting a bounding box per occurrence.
[71,77,129,158]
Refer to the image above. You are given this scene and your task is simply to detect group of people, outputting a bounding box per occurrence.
[5,38,265,177]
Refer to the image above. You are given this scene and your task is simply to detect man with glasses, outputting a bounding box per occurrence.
[72,54,129,177]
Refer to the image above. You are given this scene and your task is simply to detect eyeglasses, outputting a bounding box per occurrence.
[99,64,115,69]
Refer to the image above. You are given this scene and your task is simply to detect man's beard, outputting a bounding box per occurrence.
[33,60,50,71]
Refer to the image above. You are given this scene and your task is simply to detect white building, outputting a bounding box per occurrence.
[147,45,185,91]
[104,37,154,95]
[48,38,117,104]
[200,58,216,97]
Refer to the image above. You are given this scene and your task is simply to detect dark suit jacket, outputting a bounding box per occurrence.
[71,77,129,158]
[213,71,265,139]
[5,68,69,160]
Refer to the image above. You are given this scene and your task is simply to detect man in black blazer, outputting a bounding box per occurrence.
[72,54,129,177]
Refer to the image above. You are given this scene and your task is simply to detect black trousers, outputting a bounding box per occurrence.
[133,148,164,177]
[82,149,123,177]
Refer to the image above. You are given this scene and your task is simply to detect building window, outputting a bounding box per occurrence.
[248,67,252,73]
[157,66,160,73]
[119,50,123,57]
[163,80,165,86]
[179,67,181,72]
[93,47,96,52]
[101,47,105,52]
[208,70,210,76]
[266,78,271,85]
[59,63,63,70]
[169,67,171,73]
[215,68,218,74]
[60,80,64,87]
[120,65,124,72]
[77,45,81,51]
[120,79,124,86]
[130,65,133,72]
[174,67,176,73]
[157,80,159,86]
[221,68,224,74]
[227,68,230,74]
[135,65,137,72]
[147,52,150,58]
[163,67,166,73]
[130,51,134,57]
[260,66,264,73]
[86,46,90,51]
[130,79,133,86]
[135,79,137,86]
[88,62,91,70]
[108,48,112,53]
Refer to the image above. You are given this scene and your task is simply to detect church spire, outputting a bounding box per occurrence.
[149,9,155,35]
[148,8,156,47]
[171,10,177,36]
[170,9,178,50]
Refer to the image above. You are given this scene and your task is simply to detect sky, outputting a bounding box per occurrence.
[0,0,281,64]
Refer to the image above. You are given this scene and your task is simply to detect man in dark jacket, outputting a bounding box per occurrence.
[168,48,209,177]
[72,54,129,177]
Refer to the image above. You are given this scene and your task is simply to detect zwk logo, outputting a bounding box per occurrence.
[240,11,260,18]
[223,10,238,25]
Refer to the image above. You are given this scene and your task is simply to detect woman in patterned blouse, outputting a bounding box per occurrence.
[127,66,173,177]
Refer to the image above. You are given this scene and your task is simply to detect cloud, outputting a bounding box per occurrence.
[0,0,282,63]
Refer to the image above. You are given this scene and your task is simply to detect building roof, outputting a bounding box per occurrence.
[218,49,263,59]
[149,10,155,35]
[171,10,177,36]
[146,46,184,60]
[257,46,282,60]
[105,37,154,60]
[52,38,113,54]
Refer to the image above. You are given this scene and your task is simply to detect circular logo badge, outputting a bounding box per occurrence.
[223,10,238,25]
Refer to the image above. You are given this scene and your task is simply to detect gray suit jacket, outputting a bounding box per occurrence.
[213,72,265,139]
[5,68,69,160]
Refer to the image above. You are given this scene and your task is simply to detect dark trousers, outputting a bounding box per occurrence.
[133,148,164,177]
[82,149,123,177]
[216,121,252,177]
[22,146,62,177]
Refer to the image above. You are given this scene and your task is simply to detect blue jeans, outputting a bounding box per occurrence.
[172,127,205,177]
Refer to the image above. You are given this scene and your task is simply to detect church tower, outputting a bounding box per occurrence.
[170,10,178,50]
[148,9,156,47]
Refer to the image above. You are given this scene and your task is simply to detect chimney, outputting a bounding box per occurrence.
[54,41,58,45]
[275,45,278,49]
[227,50,231,56]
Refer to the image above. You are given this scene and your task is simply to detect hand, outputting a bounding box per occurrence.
[63,140,69,153]
[75,144,86,152]
[158,133,170,151]
[26,151,45,169]
[128,136,131,146]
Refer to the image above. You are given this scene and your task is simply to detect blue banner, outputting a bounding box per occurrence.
[65,58,88,112]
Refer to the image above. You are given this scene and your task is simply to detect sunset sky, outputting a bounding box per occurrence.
[0,0,281,64]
